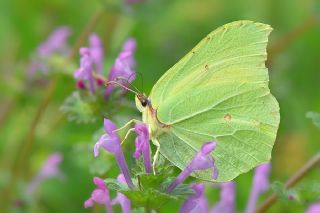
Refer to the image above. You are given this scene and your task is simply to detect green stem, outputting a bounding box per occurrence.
[255,153,320,213]
[68,10,105,61]
[267,15,319,65]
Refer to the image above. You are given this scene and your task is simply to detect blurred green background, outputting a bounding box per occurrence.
[1,0,320,212]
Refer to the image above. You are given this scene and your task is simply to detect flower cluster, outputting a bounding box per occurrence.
[74,36,137,97]
[179,163,271,213]
[105,38,137,96]
[74,34,104,94]
[85,119,219,212]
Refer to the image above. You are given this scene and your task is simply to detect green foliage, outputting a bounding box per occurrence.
[271,181,299,203]
[60,91,98,123]
[306,111,320,128]
[105,173,192,209]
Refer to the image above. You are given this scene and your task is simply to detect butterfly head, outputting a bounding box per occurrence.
[135,94,150,112]
[137,94,149,107]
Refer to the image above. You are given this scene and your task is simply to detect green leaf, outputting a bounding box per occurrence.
[104,174,192,209]
[60,91,97,123]
[306,111,320,128]
[271,181,299,202]
[105,178,130,192]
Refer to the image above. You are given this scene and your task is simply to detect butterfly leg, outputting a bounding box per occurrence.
[152,138,160,175]
[121,128,135,145]
[113,119,141,133]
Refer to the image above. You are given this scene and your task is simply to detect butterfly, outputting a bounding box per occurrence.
[119,20,280,182]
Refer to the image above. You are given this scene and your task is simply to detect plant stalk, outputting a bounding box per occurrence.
[255,153,320,213]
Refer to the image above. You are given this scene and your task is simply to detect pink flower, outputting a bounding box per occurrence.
[105,38,137,96]
[27,153,63,194]
[37,26,71,57]
[84,177,113,213]
[245,163,271,213]
[211,182,236,213]
[306,203,320,213]
[133,123,152,173]
[74,48,96,94]
[179,184,208,213]
[167,142,218,193]
[111,174,131,213]
[89,34,104,74]
[94,118,134,188]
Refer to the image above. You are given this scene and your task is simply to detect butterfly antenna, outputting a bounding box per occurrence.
[106,80,139,95]
[115,76,141,94]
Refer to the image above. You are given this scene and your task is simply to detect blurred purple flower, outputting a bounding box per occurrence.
[28,26,71,78]
[111,174,131,213]
[74,48,96,94]
[167,142,218,193]
[27,153,63,194]
[211,182,236,213]
[94,118,134,188]
[306,203,320,213]
[179,184,209,213]
[245,163,271,213]
[89,34,104,74]
[133,123,152,173]
[37,26,71,57]
[105,38,137,96]
[84,177,113,213]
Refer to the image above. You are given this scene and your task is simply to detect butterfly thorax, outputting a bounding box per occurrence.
[135,94,170,140]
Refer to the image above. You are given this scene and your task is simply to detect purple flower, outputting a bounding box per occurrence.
[111,174,131,213]
[245,163,271,213]
[133,123,152,173]
[28,26,71,77]
[211,182,236,213]
[89,34,104,74]
[306,203,320,213]
[84,177,113,213]
[179,184,209,213]
[167,142,218,193]
[27,153,63,194]
[105,38,137,96]
[74,48,96,94]
[37,26,71,57]
[94,118,134,188]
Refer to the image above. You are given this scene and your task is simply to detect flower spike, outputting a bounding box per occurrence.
[167,142,218,193]
[245,163,271,213]
[133,123,152,173]
[111,174,132,213]
[94,118,134,188]
[84,177,113,213]
[179,184,209,213]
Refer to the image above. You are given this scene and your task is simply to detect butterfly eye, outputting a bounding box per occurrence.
[141,98,148,107]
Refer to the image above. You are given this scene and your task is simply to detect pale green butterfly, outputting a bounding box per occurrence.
[119,20,280,182]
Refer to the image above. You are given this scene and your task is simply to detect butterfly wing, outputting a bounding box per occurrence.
[149,21,280,182]
[150,20,271,108]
